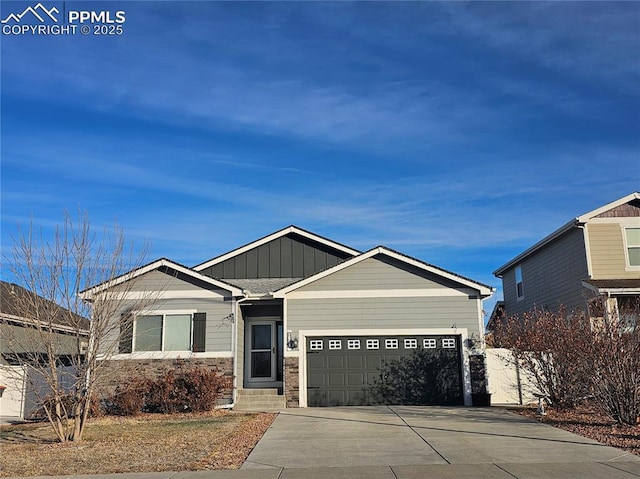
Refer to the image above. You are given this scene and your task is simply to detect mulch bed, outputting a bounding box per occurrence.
[512,404,639,456]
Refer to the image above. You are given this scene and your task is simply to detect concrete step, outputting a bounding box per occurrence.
[236,388,279,396]
[234,388,285,412]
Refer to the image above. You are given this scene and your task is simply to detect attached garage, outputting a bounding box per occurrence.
[306,334,463,407]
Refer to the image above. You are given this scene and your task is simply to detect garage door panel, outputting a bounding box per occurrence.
[328,356,344,369]
[328,373,345,386]
[307,335,463,407]
[347,356,363,368]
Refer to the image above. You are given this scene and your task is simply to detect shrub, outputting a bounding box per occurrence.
[106,364,231,416]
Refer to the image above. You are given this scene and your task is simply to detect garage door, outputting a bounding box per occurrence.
[306,335,463,407]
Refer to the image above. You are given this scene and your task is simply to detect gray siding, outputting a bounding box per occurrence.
[298,256,466,292]
[99,269,234,355]
[501,228,589,316]
[287,296,480,337]
[200,233,353,279]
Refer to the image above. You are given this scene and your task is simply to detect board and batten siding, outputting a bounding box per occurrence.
[99,269,234,356]
[287,296,480,337]
[587,222,640,279]
[502,228,589,316]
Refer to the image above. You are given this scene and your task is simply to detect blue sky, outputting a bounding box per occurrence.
[2,1,639,314]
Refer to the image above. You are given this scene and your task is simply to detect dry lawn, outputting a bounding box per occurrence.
[0,410,276,477]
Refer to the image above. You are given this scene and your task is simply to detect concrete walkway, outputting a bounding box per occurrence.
[3,406,639,479]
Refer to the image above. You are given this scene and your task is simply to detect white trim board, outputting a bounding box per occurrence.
[193,225,360,271]
[274,246,493,297]
[283,288,474,299]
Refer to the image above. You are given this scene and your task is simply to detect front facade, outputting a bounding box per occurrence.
[493,192,640,319]
[87,226,493,408]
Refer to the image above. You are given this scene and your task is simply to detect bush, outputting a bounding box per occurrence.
[107,364,231,416]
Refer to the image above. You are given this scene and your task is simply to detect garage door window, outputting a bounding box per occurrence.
[424,338,436,349]
[404,339,418,349]
[310,340,323,350]
[385,339,398,349]
[442,338,456,349]
[347,339,360,349]
[329,339,342,350]
[366,339,379,349]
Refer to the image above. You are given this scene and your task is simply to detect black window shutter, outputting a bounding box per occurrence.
[192,312,206,352]
[119,314,133,354]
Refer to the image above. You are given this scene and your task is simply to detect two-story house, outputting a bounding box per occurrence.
[493,192,640,320]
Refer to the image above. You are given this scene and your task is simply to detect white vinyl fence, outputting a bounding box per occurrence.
[486,348,539,405]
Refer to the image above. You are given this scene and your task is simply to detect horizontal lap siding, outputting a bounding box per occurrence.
[588,223,637,279]
[503,228,589,316]
[299,256,460,291]
[287,296,480,335]
[100,270,234,355]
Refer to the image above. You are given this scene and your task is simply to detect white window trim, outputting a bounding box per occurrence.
[404,338,418,349]
[133,309,196,353]
[622,225,640,271]
[309,340,323,350]
[347,339,361,350]
[423,338,437,349]
[385,338,399,349]
[442,338,456,349]
[366,339,380,350]
[329,339,342,350]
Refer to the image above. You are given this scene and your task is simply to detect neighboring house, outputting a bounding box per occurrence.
[0,281,89,418]
[83,226,494,408]
[493,192,640,320]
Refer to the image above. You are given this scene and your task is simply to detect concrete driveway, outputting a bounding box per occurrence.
[242,406,640,479]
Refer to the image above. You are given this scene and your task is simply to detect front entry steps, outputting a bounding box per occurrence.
[234,388,285,412]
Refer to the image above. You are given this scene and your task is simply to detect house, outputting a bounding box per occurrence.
[83,226,494,408]
[0,281,90,418]
[493,192,640,320]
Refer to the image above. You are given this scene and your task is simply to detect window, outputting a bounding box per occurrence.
[515,266,524,300]
[385,338,398,349]
[366,339,379,349]
[404,338,418,349]
[347,339,361,350]
[442,338,456,349]
[625,228,640,267]
[329,339,342,350]
[135,313,192,352]
[423,338,436,349]
[310,340,323,350]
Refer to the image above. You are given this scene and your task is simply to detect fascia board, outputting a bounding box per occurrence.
[576,192,640,222]
[274,246,493,298]
[81,258,243,299]
[192,225,360,272]
[493,220,578,277]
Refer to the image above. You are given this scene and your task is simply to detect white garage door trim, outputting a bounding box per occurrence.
[298,328,472,407]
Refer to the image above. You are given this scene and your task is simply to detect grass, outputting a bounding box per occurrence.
[0,410,276,477]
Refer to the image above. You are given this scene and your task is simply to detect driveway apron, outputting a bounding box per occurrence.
[242,406,639,471]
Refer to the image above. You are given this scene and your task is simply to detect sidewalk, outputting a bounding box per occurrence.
[3,407,639,479]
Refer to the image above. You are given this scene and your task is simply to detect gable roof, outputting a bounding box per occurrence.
[273,246,494,297]
[192,225,360,272]
[494,192,640,277]
[1,281,90,334]
[80,258,244,299]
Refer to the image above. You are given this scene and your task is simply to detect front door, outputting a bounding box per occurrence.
[246,320,278,384]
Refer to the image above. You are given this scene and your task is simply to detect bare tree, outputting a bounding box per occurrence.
[2,211,155,442]
[493,302,640,425]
